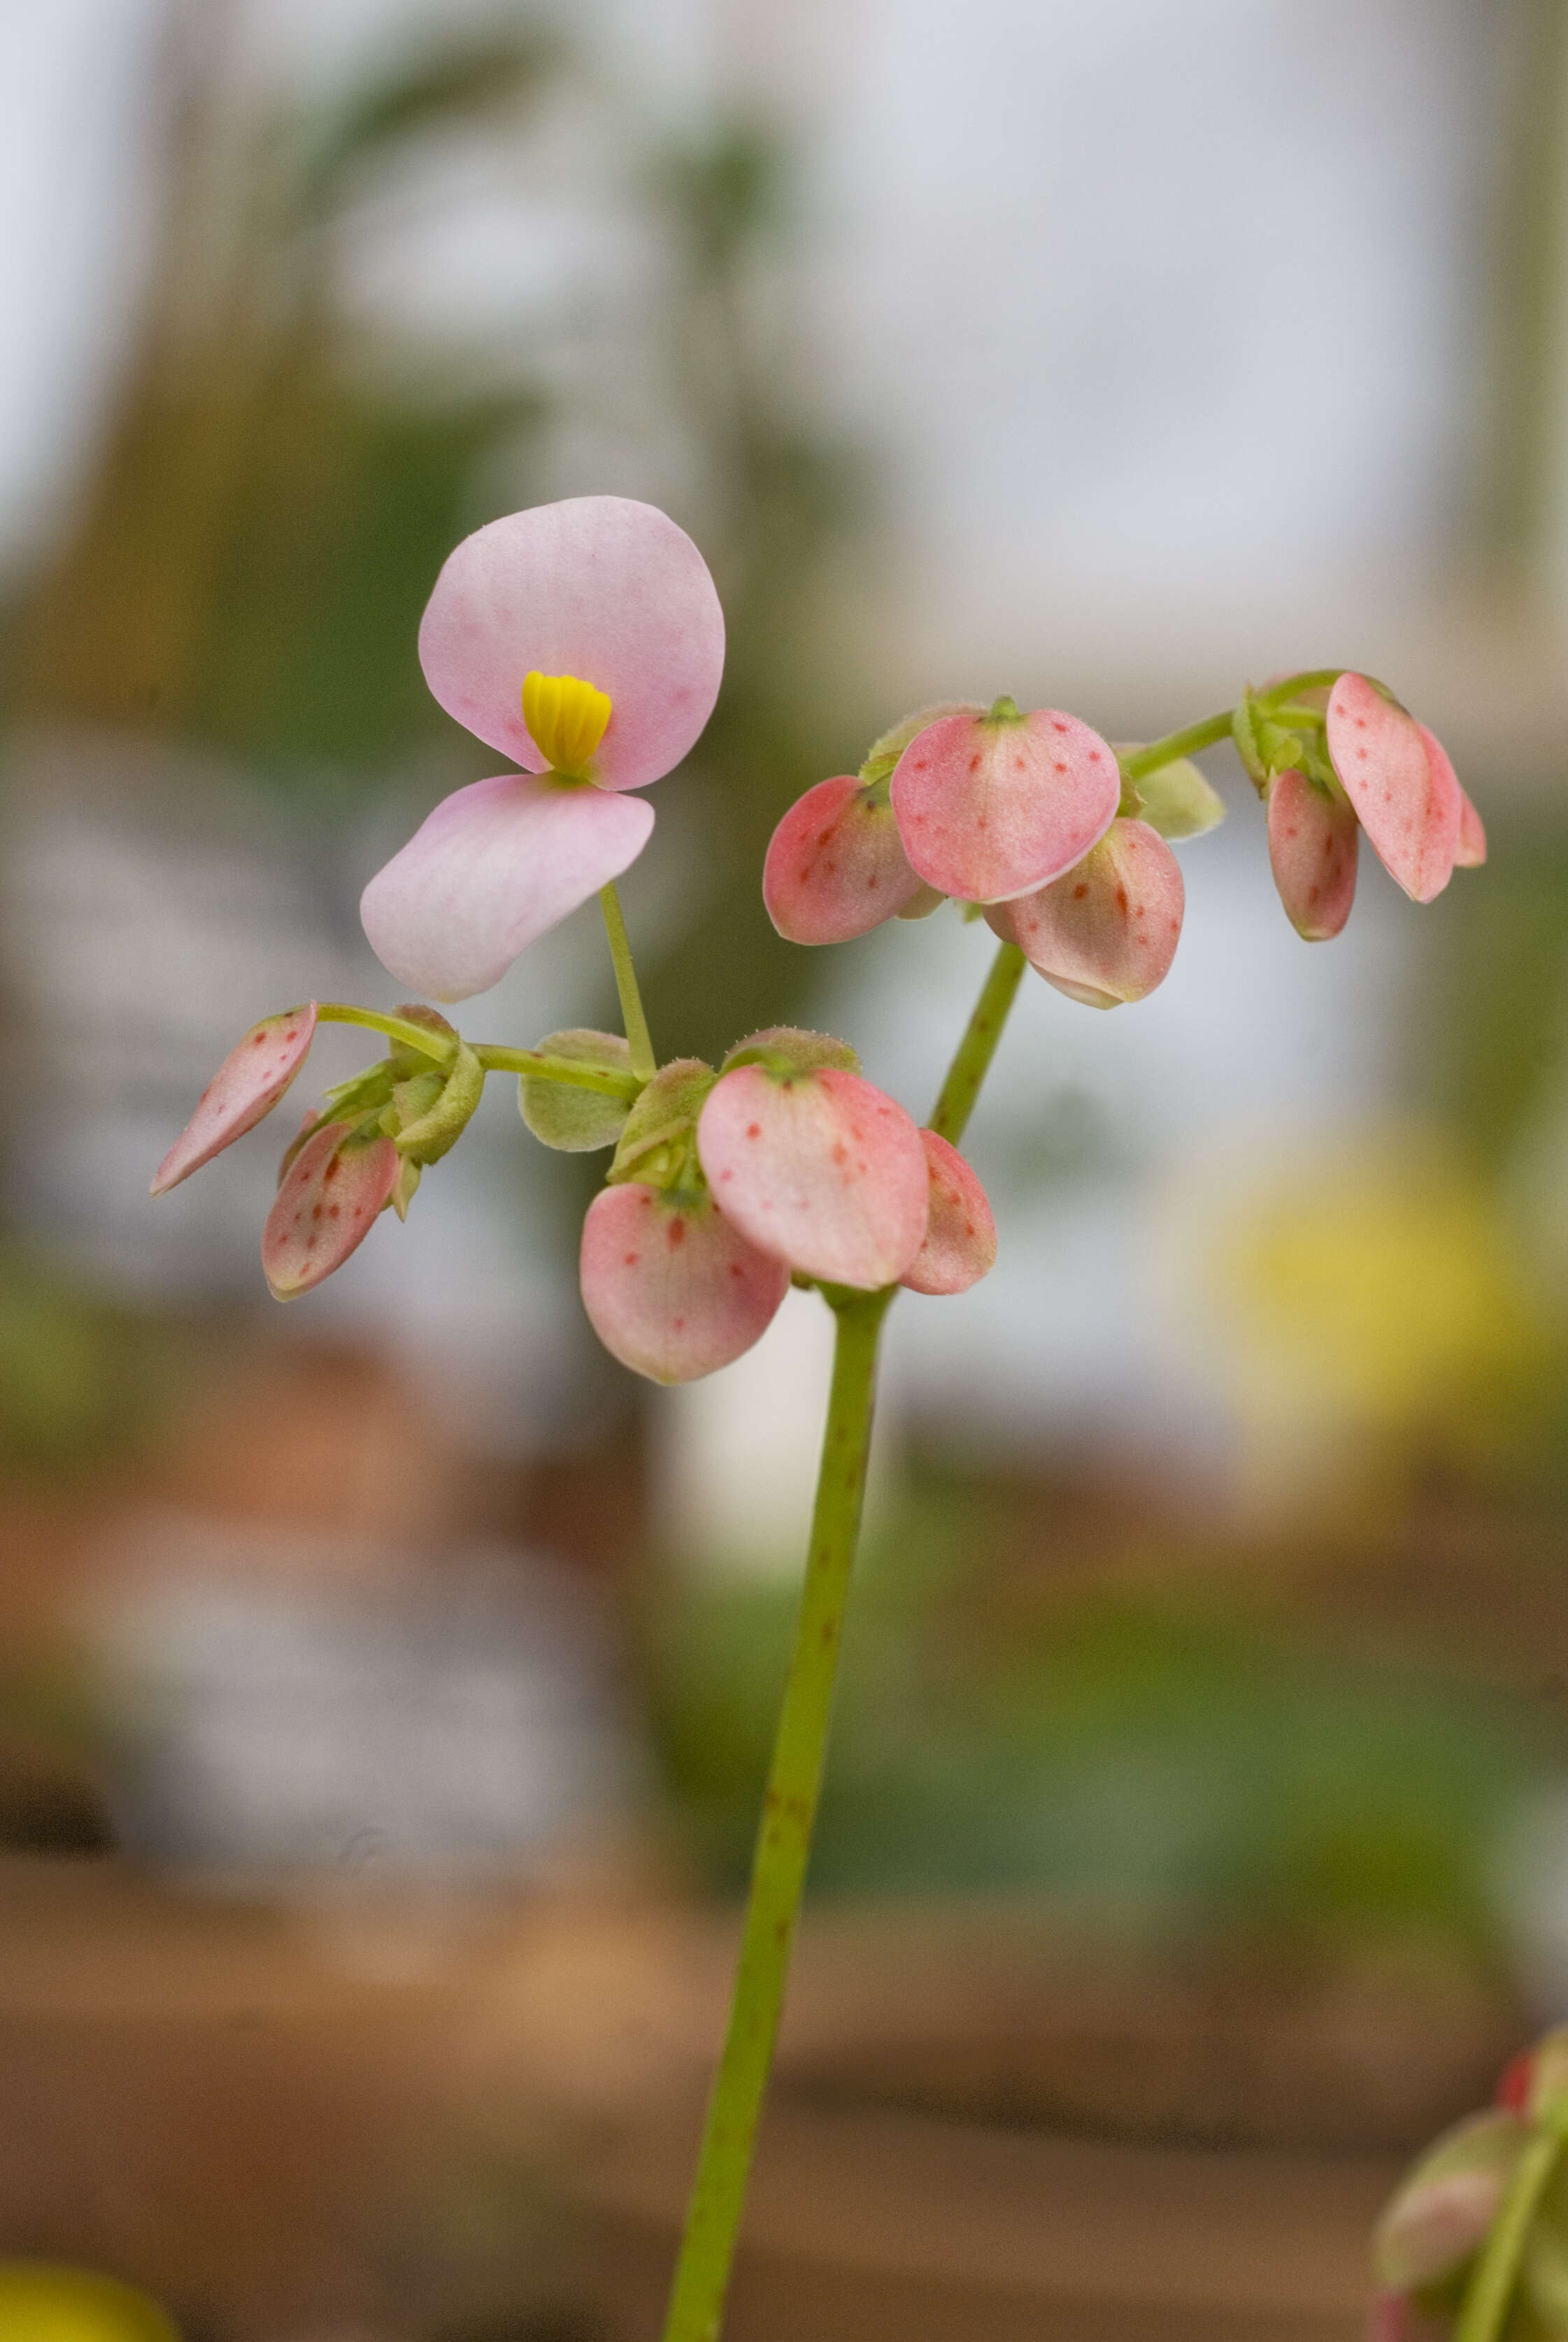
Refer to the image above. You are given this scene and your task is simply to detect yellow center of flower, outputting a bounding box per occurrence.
[522,670,612,776]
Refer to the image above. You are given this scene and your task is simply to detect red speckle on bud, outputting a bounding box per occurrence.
[1326,674,1461,904]
[889,706,1120,904]
[262,1122,399,1299]
[579,1183,789,1382]
[1266,769,1358,941]
[763,774,928,943]
[900,1131,997,1295]
[988,819,1183,1007]
[151,1005,318,1196]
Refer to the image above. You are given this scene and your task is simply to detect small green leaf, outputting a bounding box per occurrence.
[520,1029,634,1152]
[609,1058,716,1185]
[1116,753,1226,841]
[720,1027,860,1078]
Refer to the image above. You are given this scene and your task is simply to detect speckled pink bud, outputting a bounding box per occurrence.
[988,817,1183,1007]
[697,1064,929,1289]
[579,1182,790,1383]
[900,1131,996,1295]
[1266,769,1359,941]
[762,775,927,943]
[1326,675,1460,903]
[150,1004,318,1196]
[890,704,1120,904]
[262,1121,400,1299]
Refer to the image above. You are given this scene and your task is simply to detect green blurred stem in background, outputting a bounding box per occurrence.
[1456,2115,1568,2342]
[600,880,657,1083]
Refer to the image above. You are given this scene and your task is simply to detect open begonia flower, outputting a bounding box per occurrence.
[1266,768,1359,941]
[150,1005,317,1196]
[900,1131,996,1295]
[697,1062,929,1290]
[988,817,1183,1007]
[361,496,725,1001]
[579,1183,791,1383]
[1325,673,1462,904]
[763,774,928,943]
[889,698,1120,904]
[262,1120,401,1299]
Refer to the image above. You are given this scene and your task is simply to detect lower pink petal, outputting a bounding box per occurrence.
[697,1064,929,1289]
[360,773,655,1001]
[763,774,927,943]
[900,1131,997,1295]
[988,817,1183,1007]
[151,1004,317,1196]
[890,708,1120,903]
[262,1122,400,1298]
[579,1183,789,1383]
[1453,777,1487,868]
[1266,769,1359,940]
[1327,676,1460,902]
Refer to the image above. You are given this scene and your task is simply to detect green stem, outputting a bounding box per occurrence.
[1120,711,1236,780]
[473,1044,643,1097]
[599,880,657,1083]
[927,941,1027,1145]
[660,1287,892,2342]
[1455,2120,1565,2342]
[1255,667,1345,703]
[315,1002,455,1060]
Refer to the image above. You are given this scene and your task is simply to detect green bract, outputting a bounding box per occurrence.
[520,1028,634,1152]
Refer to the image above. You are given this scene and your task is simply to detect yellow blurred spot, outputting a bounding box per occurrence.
[522,670,611,776]
[0,2264,178,2342]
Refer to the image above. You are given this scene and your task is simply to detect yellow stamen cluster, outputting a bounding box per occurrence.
[522,670,613,776]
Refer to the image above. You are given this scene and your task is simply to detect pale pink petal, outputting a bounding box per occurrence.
[1266,769,1359,940]
[150,1004,317,1196]
[360,772,655,1001]
[262,1122,399,1299]
[900,1131,997,1295]
[1446,757,1487,867]
[697,1065,929,1289]
[890,707,1120,903]
[988,817,1183,1007]
[1326,675,1460,902]
[579,1183,790,1383]
[418,497,725,790]
[763,775,926,943]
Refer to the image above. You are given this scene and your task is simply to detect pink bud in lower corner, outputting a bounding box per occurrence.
[890,701,1121,904]
[150,1004,318,1195]
[1267,768,1359,940]
[262,1120,400,1299]
[697,1064,929,1289]
[988,818,1183,1007]
[579,1183,791,1383]
[900,1131,997,1295]
[1326,674,1461,904]
[763,775,928,943]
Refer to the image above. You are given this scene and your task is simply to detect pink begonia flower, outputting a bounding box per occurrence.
[1325,673,1462,904]
[900,1131,996,1295]
[988,817,1184,1008]
[579,1184,791,1383]
[361,496,725,1001]
[889,699,1120,904]
[762,774,927,943]
[150,1005,317,1196]
[1266,769,1359,941]
[262,1121,401,1299]
[697,1064,930,1290]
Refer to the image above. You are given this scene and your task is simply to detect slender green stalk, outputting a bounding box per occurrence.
[1455,2120,1566,2342]
[1120,711,1236,780]
[1254,667,1345,703]
[315,1001,455,1059]
[661,1287,892,2342]
[473,1043,643,1096]
[927,941,1026,1145]
[599,880,657,1083]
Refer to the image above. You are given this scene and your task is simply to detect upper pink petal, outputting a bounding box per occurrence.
[418,496,725,790]
[697,1064,929,1290]
[1266,769,1359,941]
[262,1122,399,1299]
[360,772,655,1001]
[1326,675,1461,902]
[988,817,1184,1007]
[579,1183,790,1383]
[900,1131,997,1295]
[150,1004,317,1196]
[763,774,927,944]
[890,708,1120,903]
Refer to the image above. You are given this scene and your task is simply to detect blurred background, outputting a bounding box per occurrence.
[3,1,1568,2336]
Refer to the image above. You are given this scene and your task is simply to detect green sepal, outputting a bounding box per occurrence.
[520,1029,634,1152]
[1114,750,1226,840]
[391,1035,485,1164]
[390,1155,422,1222]
[608,1057,716,1186]
[860,698,985,783]
[720,1027,860,1078]
[1231,695,1270,793]
[318,1061,400,1121]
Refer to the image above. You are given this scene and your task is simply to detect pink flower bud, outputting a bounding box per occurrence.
[1266,767,1359,940]
[900,1131,997,1294]
[762,775,927,943]
[579,1183,790,1383]
[988,817,1183,1007]
[697,1064,929,1290]
[262,1121,400,1299]
[1326,674,1461,904]
[150,1004,318,1196]
[890,700,1120,904]
[1373,2109,1525,2296]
